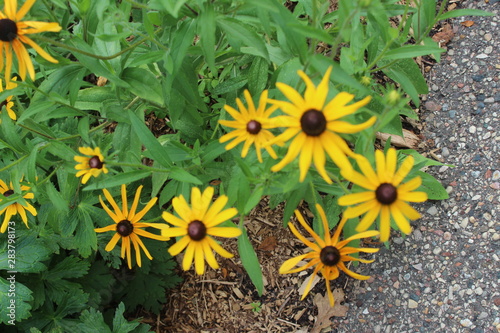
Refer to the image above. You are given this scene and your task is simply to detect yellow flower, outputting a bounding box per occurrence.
[338,148,428,242]
[74,147,109,184]
[95,184,169,269]
[0,77,17,120]
[0,178,37,233]
[0,0,62,83]
[161,187,241,275]
[279,204,379,306]
[219,89,282,163]
[269,67,376,183]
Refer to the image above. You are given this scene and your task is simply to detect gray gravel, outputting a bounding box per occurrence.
[336,1,500,332]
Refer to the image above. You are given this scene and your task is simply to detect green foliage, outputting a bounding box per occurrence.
[0,0,482,329]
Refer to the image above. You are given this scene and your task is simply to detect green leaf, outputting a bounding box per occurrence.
[382,45,445,60]
[198,3,216,74]
[128,110,172,168]
[0,232,52,273]
[75,86,116,112]
[381,58,428,107]
[211,75,248,96]
[248,57,269,96]
[44,256,90,281]
[121,67,163,105]
[415,171,449,200]
[112,302,148,333]
[0,278,33,324]
[243,186,264,215]
[156,0,187,18]
[438,9,494,20]
[169,167,202,185]
[217,17,269,60]
[82,170,152,191]
[77,307,112,333]
[282,184,308,227]
[238,227,263,296]
[287,23,334,44]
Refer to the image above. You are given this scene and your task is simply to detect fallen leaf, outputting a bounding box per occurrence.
[311,289,349,333]
[432,23,454,45]
[97,76,108,86]
[376,129,420,149]
[258,236,277,251]
[461,20,475,27]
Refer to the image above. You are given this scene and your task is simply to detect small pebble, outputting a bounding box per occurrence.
[469,126,476,134]
[427,206,438,216]
[460,319,473,328]
[408,299,418,309]
[443,232,452,240]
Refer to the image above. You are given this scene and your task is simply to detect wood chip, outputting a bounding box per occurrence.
[461,20,475,27]
[376,129,420,148]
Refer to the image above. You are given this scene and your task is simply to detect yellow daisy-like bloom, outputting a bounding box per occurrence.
[269,66,376,183]
[0,77,17,120]
[161,187,241,275]
[338,148,428,242]
[279,204,379,306]
[74,147,109,184]
[0,178,37,233]
[95,184,169,269]
[0,0,62,83]
[219,89,281,163]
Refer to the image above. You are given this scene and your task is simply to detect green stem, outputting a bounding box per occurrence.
[36,35,150,61]
[0,156,28,172]
[327,171,349,194]
[55,121,111,141]
[17,124,55,140]
[105,161,170,173]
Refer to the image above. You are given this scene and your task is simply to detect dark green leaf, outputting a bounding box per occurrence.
[238,227,263,296]
[82,170,152,191]
[128,110,172,168]
[438,9,494,20]
[415,171,449,200]
[121,67,163,105]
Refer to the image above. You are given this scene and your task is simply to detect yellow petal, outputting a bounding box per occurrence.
[207,227,241,238]
[168,235,191,256]
[279,253,308,274]
[182,241,196,271]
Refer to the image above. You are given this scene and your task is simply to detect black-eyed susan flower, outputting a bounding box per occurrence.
[74,147,109,184]
[269,67,376,183]
[280,204,379,306]
[219,89,282,163]
[0,77,17,120]
[95,184,169,269]
[338,148,428,242]
[0,178,37,233]
[161,186,241,275]
[0,0,62,83]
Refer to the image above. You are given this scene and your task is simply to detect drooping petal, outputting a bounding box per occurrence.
[168,235,191,256]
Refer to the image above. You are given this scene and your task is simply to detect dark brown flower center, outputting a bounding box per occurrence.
[116,220,134,237]
[188,220,207,241]
[0,100,8,109]
[300,109,327,136]
[246,120,262,135]
[3,190,14,197]
[0,19,18,42]
[375,183,398,205]
[88,156,103,169]
[320,246,341,266]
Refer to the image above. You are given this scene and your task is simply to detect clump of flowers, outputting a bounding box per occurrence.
[95,184,169,269]
[0,178,37,233]
[280,204,379,306]
[162,186,241,275]
[0,0,62,83]
[338,148,428,242]
[74,147,109,184]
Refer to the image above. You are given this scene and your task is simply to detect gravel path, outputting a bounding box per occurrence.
[337,1,499,332]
